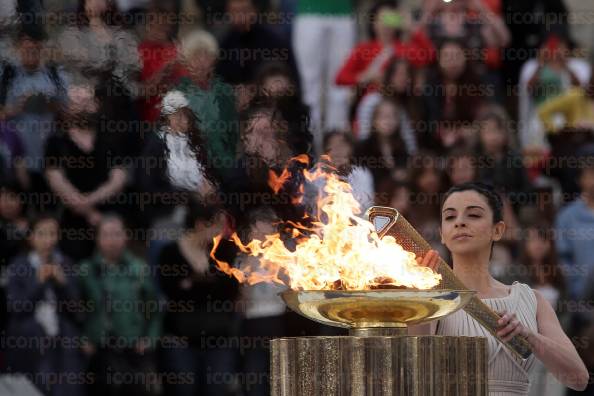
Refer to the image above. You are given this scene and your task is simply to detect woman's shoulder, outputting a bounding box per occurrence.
[510,281,539,309]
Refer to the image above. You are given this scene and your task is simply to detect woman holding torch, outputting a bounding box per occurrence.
[411,182,588,394]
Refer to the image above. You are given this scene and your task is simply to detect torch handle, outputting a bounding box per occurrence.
[435,258,533,360]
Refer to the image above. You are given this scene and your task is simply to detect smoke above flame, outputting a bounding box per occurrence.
[210,158,441,291]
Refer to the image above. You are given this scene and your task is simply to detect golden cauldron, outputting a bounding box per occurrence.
[281,289,474,333]
[269,207,494,396]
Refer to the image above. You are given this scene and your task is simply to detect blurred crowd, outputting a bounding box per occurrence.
[0,0,594,395]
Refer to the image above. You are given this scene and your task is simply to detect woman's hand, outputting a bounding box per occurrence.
[415,249,441,272]
[496,310,535,343]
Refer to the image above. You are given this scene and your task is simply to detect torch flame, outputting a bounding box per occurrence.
[211,159,441,290]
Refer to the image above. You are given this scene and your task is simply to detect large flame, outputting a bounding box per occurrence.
[211,160,441,290]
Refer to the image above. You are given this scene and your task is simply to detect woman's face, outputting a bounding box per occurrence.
[439,43,466,80]
[389,62,410,94]
[167,110,191,134]
[373,7,397,41]
[326,134,352,169]
[30,219,59,255]
[97,219,127,261]
[449,156,476,185]
[188,50,217,80]
[479,119,507,154]
[525,229,551,262]
[440,190,505,256]
[85,0,108,19]
[0,191,22,221]
[417,167,441,194]
[243,111,283,163]
[373,101,400,137]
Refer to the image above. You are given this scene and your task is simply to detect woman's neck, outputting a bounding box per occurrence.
[452,250,497,294]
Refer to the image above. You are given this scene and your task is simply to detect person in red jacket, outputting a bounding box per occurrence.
[335,1,435,91]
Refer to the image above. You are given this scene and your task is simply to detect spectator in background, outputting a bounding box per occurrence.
[230,95,312,221]
[137,3,187,123]
[57,0,141,153]
[0,181,28,265]
[0,28,67,204]
[6,214,84,396]
[253,62,310,134]
[407,151,449,257]
[176,30,239,178]
[322,131,374,212]
[0,112,27,188]
[554,150,594,302]
[355,58,421,146]
[446,147,477,186]
[423,0,510,100]
[216,0,298,109]
[527,34,580,108]
[519,221,568,396]
[80,215,161,396]
[44,82,127,261]
[474,106,531,203]
[136,90,217,225]
[423,39,485,151]
[57,0,139,93]
[236,207,286,396]
[156,90,217,196]
[0,181,28,330]
[292,0,354,149]
[158,200,239,396]
[519,222,565,307]
[336,1,434,91]
[538,68,594,133]
[355,98,413,187]
[375,179,412,218]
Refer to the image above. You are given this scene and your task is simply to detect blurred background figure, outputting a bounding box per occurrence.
[236,207,286,396]
[44,82,127,261]
[6,214,84,396]
[176,29,239,177]
[1,28,67,208]
[158,200,240,396]
[292,0,355,152]
[79,215,161,396]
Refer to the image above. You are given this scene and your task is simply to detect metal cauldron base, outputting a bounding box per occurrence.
[270,335,488,396]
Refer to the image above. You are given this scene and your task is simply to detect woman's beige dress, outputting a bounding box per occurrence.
[436,281,539,395]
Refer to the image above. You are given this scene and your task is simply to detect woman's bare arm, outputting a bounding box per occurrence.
[527,290,589,390]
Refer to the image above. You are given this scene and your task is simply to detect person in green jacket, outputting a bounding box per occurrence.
[79,214,162,396]
[176,30,240,178]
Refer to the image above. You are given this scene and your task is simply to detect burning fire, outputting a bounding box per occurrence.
[211,158,441,290]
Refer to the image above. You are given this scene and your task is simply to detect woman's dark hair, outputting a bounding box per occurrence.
[241,94,312,156]
[428,39,482,125]
[375,178,410,207]
[77,0,120,27]
[254,61,301,100]
[381,57,412,98]
[367,0,399,40]
[28,212,60,233]
[440,182,503,223]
